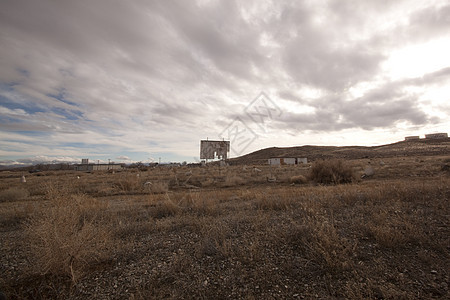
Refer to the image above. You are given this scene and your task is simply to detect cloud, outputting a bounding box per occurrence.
[0,0,449,161]
[408,3,450,37]
[272,65,449,132]
[15,156,81,165]
[116,155,130,161]
[0,106,28,117]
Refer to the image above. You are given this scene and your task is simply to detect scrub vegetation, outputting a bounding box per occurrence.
[0,154,449,299]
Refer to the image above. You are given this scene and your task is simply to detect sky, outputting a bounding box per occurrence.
[0,0,449,165]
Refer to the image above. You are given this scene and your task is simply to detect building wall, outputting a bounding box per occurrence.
[268,158,308,165]
[75,164,123,171]
[268,158,281,165]
[200,140,230,160]
[74,164,90,171]
[405,136,420,141]
[425,133,448,139]
[283,158,297,165]
[297,157,308,164]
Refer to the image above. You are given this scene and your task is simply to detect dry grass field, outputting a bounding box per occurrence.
[0,154,449,299]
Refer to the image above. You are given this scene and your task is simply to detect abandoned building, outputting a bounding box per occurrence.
[425,133,448,139]
[405,136,420,141]
[74,159,123,171]
[200,140,230,160]
[268,157,308,165]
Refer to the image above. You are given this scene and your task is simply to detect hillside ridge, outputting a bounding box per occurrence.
[229,138,450,165]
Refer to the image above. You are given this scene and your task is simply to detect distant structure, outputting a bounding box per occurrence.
[425,133,448,139]
[75,159,123,171]
[405,136,420,141]
[268,157,307,165]
[47,163,71,170]
[200,139,230,160]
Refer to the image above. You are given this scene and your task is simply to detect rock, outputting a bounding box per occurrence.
[363,166,375,177]
[372,286,384,299]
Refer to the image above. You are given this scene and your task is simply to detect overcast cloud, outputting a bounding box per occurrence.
[1,0,449,164]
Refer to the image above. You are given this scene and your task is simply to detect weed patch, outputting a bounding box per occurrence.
[25,187,113,283]
[0,187,29,202]
[309,160,356,184]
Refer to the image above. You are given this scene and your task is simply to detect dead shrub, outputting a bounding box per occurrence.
[287,217,353,272]
[180,191,219,216]
[365,210,424,248]
[309,160,355,184]
[0,187,30,202]
[223,176,245,187]
[0,202,37,229]
[146,181,169,194]
[114,173,141,192]
[197,221,232,258]
[153,197,180,219]
[290,175,308,184]
[201,177,215,187]
[254,193,296,210]
[25,187,112,283]
[441,163,450,173]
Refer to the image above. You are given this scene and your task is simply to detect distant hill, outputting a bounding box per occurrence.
[228,138,450,165]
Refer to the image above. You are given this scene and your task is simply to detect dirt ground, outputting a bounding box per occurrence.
[0,155,449,299]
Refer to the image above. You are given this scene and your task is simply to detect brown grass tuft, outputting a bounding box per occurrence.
[146,181,169,194]
[153,196,180,219]
[290,175,308,184]
[254,192,297,210]
[0,187,30,202]
[114,173,141,192]
[309,159,356,184]
[223,175,245,187]
[25,186,113,283]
